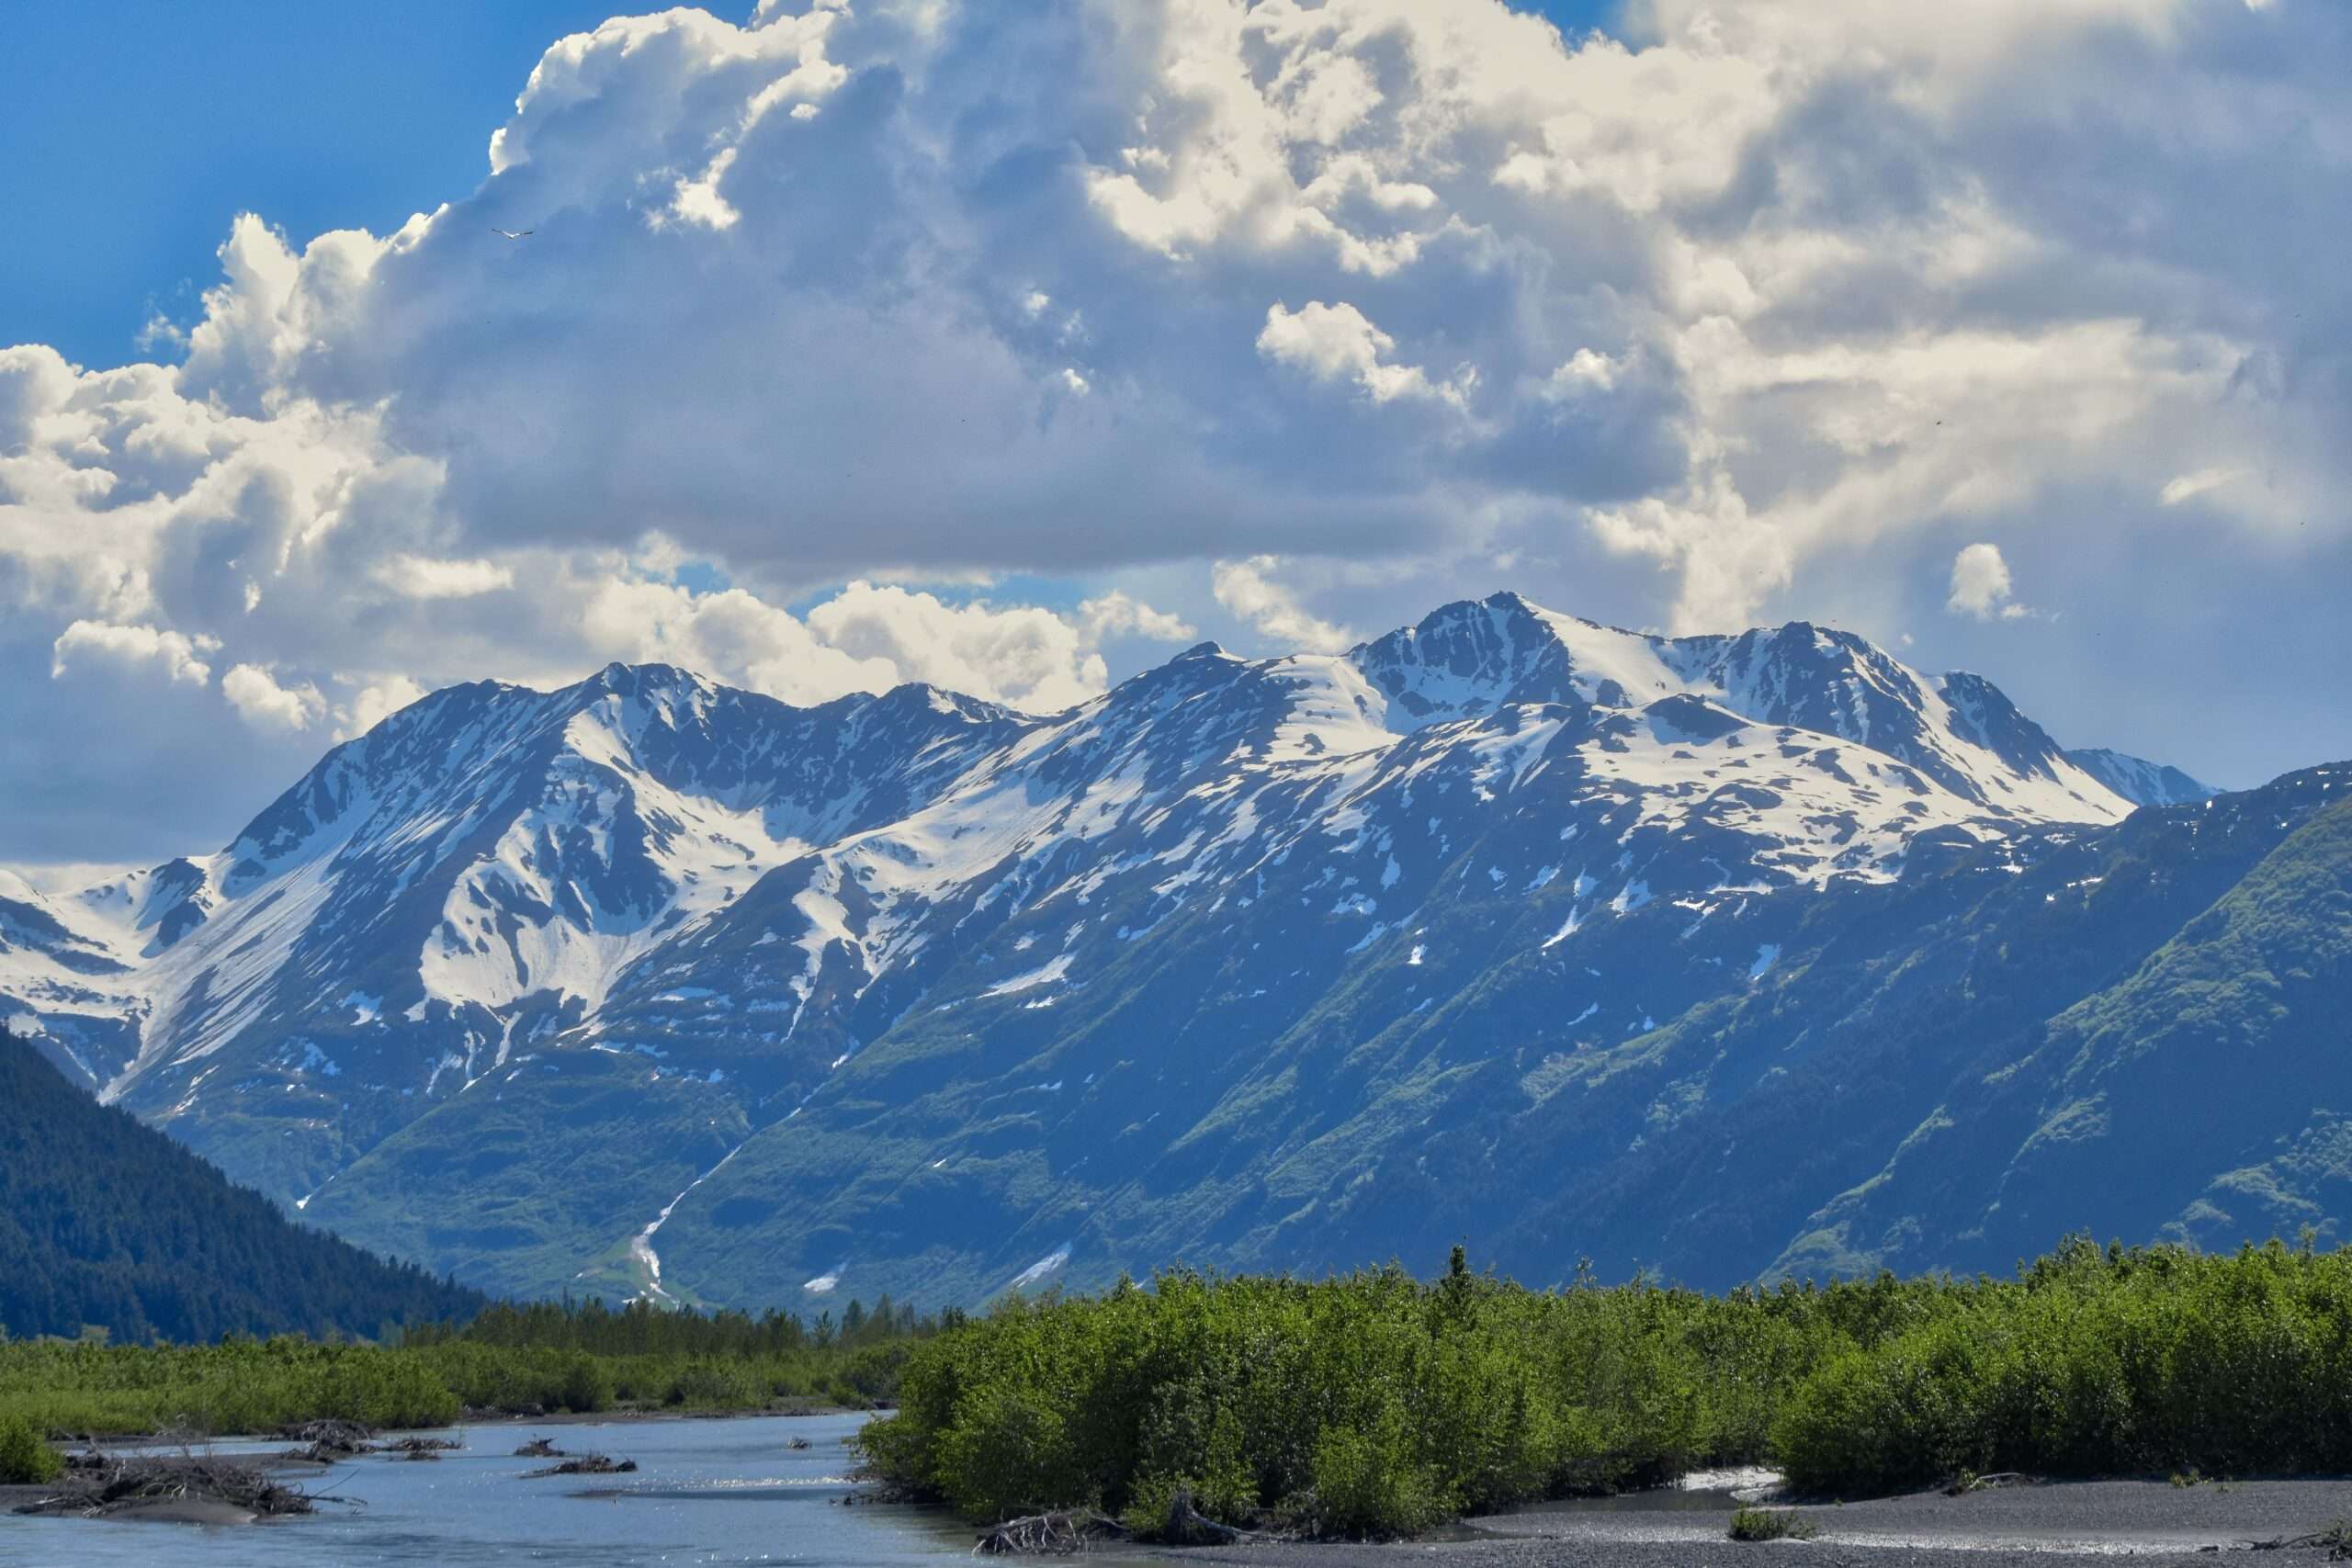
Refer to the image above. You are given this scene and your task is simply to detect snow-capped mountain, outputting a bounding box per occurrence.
[2062,747,2215,807]
[0,870,148,1089]
[3,593,2238,1303]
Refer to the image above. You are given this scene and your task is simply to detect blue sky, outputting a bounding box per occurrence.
[2,2,618,368]
[3,1,1622,370]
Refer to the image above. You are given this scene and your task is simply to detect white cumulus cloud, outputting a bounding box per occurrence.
[371,556,515,600]
[334,674,429,740]
[222,663,327,732]
[1947,543,2030,622]
[1257,301,1448,404]
[1212,558,1357,651]
[51,622,217,687]
[1,0,2349,855]
[1078,591,1197,647]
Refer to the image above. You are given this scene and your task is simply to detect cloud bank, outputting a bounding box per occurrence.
[3,0,2348,859]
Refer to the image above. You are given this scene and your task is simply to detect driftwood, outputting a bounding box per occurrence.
[524,1452,638,1477]
[285,1439,375,1464]
[974,1508,1129,1555]
[280,1418,375,1453]
[1160,1486,1251,1546]
[970,1487,1271,1553]
[382,1436,461,1455]
[279,1417,380,1463]
[2248,1523,2352,1558]
[514,1437,567,1458]
[14,1453,318,1519]
[788,1437,814,1451]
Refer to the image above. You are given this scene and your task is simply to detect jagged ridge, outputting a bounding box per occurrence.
[0,593,2226,1304]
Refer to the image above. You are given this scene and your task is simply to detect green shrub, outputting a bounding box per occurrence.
[855,1237,2352,1536]
[0,1295,930,1439]
[0,1414,61,1484]
[560,1352,615,1414]
[1774,1322,1994,1495]
[663,1358,768,1410]
[933,1383,1092,1521]
[1310,1404,1451,1538]
[1728,1506,1816,1542]
[1127,1371,1261,1525]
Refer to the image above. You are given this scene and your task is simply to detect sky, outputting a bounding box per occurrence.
[0,0,1621,368]
[2,0,2346,866]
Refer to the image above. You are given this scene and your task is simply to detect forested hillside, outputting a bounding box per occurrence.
[0,1021,480,1343]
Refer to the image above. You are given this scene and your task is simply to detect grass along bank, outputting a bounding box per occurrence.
[855,1236,2352,1539]
[0,1294,933,1447]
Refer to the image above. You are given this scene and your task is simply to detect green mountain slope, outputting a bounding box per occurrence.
[0,1021,481,1342]
[1820,779,2352,1266]
[690,762,2352,1305]
[304,1049,750,1303]
[1491,767,2347,1285]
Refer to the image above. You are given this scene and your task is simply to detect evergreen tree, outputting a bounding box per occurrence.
[0,1021,481,1343]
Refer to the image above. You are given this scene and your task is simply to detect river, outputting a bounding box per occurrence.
[1,1412,999,1566]
[19,1423,2352,1568]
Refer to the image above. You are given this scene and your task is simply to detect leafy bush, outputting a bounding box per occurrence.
[1311,1403,1451,1537]
[933,1383,1093,1520]
[560,1352,615,1414]
[0,1293,933,1438]
[0,1413,61,1484]
[1728,1506,1816,1542]
[1773,1323,1993,1495]
[1776,1238,2352,1495]
[858,1237,2352,1536]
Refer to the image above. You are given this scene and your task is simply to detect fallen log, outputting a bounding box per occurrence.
[1160,1486,1253,1546]
[2247,1523,2352,1556]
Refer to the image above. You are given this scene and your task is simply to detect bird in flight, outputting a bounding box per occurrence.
[492,227,534,240]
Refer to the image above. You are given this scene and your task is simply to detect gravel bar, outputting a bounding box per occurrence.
[1093,1478,2352,1568]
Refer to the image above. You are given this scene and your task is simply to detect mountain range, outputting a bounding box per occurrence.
[17,590,2342,1313]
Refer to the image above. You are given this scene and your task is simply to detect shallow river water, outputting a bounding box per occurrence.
[0,1413,999,1567]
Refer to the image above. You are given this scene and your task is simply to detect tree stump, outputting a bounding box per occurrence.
[1162,1486,1246,1546]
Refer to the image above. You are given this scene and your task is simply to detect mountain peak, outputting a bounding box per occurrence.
[866,681,1023,728]
[577,660,714,700]
[2064,747,2217,808]
[1332,593,2143,824]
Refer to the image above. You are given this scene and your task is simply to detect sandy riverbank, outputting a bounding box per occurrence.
[0,1489,266,1526]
